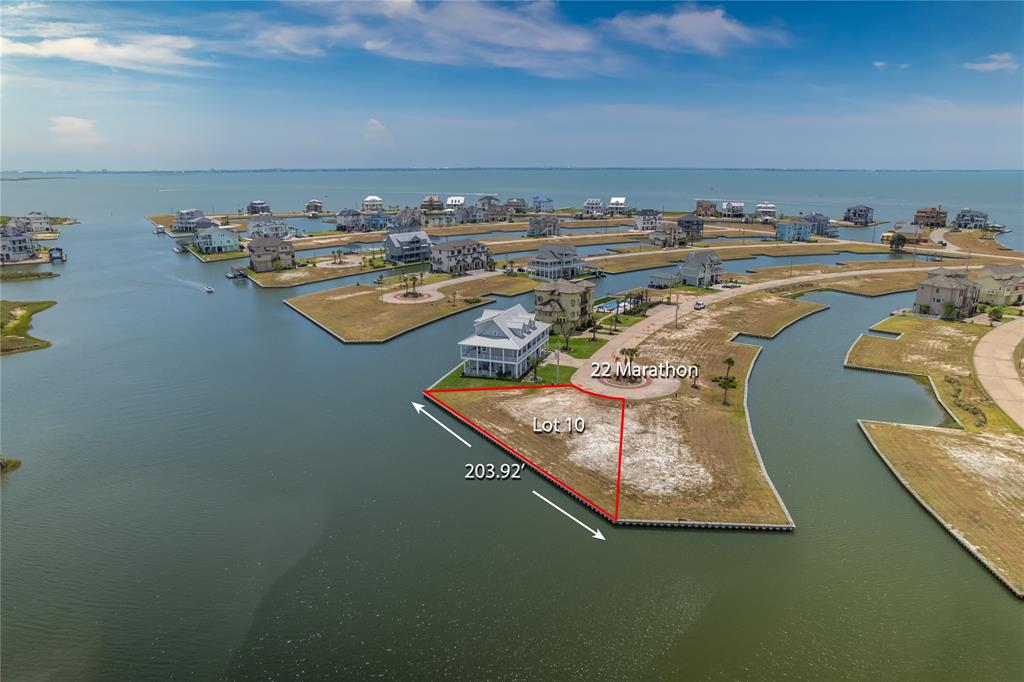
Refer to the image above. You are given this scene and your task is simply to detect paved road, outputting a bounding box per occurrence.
[570,263,983,399]
[973,316,1024,430]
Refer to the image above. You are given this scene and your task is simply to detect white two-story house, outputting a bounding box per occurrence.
[458,305,551,379]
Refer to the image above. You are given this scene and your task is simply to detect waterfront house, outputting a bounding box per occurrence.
[430,238,489,274]
[393,207,425,232]
[384,230,432,264]
[247,200,271,215]
[528,244,583,280]
[533,279,595,332]
[533,195,554,213]
[505,197,528,214]
[679,251,723,287]
[803,212,837,237]
[843,205,874,226]
[694,200,717,217]
[249,215,301,239]
[0,226,38,262]
[477,196,508,222]
[720,201,745,218]
[883,221,927,244]
[421,195,443,212]
[457,205,485,224]
[607,197,628,216]
[650,221,684,248]
[446,196,465,210]
[634,208,662,230]
[247,235,295,272]
[775,218,813,242]
[428,210,461,227]
[172,208,213,233]
[677,214,705,243]
[193,225,241,254]
[954,208,989,230]
[583,198,604,217]
[458,304,551,379]
[362,195,384,212]
[975,264,1024,306]
[913,206,947,228]
[335,209,363,231]
[477,195,501,209]
[9,211,51,232]
[755,202,778,223]
[305,199,323,213]
[913,269,978,318]
[527,215,560,237]
[364,211,397,231]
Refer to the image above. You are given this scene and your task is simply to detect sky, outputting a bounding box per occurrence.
[1,1,1022,171]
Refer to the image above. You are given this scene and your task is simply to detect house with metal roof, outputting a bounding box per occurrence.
[954,208,989,230]
[247,235,295,272]
[362,195,384,212]
[384,230,432,264]
[532,195,554,213]
[634,208,662,230]
[607,197,628,216]
[527,244,583,280]
[458,304,551,379]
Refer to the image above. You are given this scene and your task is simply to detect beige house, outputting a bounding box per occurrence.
[975,264,1024,306]
[912,268,978,318]
[247,235,295,272]
[430,238,489,273]
[533,279,596,332]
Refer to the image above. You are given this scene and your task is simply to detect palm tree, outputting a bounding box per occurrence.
[723,357,735,378]
[528,353,542,382]
[590,322,601,341]
[718,375,737,405]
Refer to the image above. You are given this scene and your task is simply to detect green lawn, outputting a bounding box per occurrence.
[432,362,578,389]
[188,246,248,262]
[602,313,646,328]
[1,300,56,355]
[547,335,608,359]
[0,269,59,282]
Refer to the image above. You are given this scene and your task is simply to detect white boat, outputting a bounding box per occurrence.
[204,286,215,294]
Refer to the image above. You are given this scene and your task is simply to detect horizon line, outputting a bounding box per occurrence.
[3,166,1023,175]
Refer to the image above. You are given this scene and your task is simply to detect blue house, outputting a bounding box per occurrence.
[532,195,554,212]
[363,211,396,231]
[775,218,813,242]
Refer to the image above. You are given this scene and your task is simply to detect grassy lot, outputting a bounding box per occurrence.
[588,242,891,274]
[0,269,59,282]
[944,229,1020,256]
[601,312,647,329]
[1,300,56,355]
[547,335,608,359]
[847,315,1021,434]
[188,246,248,262]
[861,421,1024,597]
[431,362,578,389]
[0,458,23,474]
[483,231,647,256]
[430,385,625,514]
[249,258,406,288]
[286,274,537,342]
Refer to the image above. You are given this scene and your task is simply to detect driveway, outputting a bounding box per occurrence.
[973,316,1024,430]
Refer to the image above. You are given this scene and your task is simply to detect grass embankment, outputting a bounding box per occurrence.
[286,274,537,342]
[1,300,56,355]
[849,315,1024,596]
[0,269,59,282]
[1,215,75,226]
[0,458,23,474]
[860,421,1024,596]
[547,335,607,359]
[848,315,1020,433]
[188,246,248,262]
[432,363,578,389]
[588,242,890,275]
[608,290,823,524]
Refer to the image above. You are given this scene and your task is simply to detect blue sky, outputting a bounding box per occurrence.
[2,1,1022,170]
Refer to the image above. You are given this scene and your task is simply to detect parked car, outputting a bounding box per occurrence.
[694,301,706,310]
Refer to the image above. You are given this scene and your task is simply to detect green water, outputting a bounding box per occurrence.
[1,170,1021,679]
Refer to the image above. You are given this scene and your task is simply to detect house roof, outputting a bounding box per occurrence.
[532,244,579,260]
[637,208,660,216]
[979,264,1024,279]
[432,238,484,252]
[387,230,431,247]
[336,209,360,216]
[609,197,626,204]
[195,224,234,238]
[534,278,595,295]
[247,235,291,252]
[924,274,977,290]
[848,204,872,210]
[678,214,703,226]
[364,195,382,202]
[683,251,723,267]
[534,195,552,202]
[460,304,550,351]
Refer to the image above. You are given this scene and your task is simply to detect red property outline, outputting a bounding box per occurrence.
[424,384,627,521]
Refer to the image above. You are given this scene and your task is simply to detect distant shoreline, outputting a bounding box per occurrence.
[2,168,1022,176]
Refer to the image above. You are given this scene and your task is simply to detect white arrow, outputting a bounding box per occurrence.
[532,490,606,541]
[412,402,472,448]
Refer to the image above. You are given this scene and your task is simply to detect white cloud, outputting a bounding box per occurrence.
[48,116,107,145]
[1,34,210,74]
[364,118,391,144]
[604,4,785,56]
[873,61,888,69]
[962,52,1019,73]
